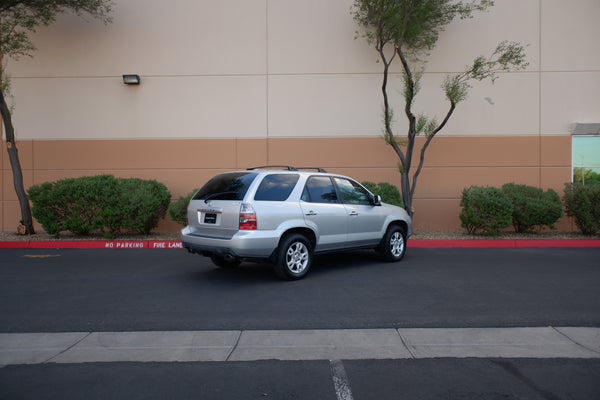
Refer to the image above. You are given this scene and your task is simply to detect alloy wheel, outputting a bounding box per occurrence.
[390,231,404,257]
[286,242,309,273]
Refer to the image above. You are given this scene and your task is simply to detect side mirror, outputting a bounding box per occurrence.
[372,195,382,206]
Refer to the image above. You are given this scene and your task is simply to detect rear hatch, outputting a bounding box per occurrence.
[187,172,258,239]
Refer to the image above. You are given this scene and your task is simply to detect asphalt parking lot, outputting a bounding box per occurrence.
[1,246,599,399]
[2,359,599,400]
[1,247,599,332]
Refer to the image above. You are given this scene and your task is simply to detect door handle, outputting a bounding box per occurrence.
[348,211,358,216]
[305,211,317,216]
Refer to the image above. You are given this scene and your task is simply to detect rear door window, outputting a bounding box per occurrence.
[301,176,338,203]
[254,174,300,201]
[193,172,258,201]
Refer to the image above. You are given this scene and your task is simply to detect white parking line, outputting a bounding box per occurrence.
[330,359,354,400]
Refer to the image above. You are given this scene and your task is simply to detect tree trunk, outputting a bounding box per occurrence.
[0,89,35,234]
[401,169,413,217]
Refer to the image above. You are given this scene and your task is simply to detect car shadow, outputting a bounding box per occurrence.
[189,261,281,284]
[311,250,385,274]
[188,249,385,283]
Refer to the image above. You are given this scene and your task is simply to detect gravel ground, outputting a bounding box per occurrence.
[1,228,597,241]
[0,230,181,242]
[409,229,598,240]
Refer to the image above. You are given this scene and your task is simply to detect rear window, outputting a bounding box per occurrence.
[193,172,258,201]
[254,174,299,201]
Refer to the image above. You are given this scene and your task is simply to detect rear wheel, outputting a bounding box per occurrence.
[273,234,312,280]
[378,225,406,262]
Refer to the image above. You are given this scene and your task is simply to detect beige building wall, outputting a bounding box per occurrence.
[2,0,599,232]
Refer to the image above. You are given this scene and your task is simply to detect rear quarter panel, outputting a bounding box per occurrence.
[252,201,306,231]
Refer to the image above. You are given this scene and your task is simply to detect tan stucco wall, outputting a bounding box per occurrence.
[1,136,572,232]
[2,0,598,232]
[5,0,600,142]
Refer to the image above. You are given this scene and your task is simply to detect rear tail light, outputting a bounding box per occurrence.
[239,203,257,230]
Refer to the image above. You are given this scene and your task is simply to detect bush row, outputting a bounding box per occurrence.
[28,175,171,238]
[460,182,600,236]
[38,175,592,238]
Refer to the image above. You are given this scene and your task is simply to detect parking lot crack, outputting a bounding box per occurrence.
[43,332,92,364]
[492,360,561,400]
[226,330,243,361]
[551,326,600,355]
[396,329,416,358]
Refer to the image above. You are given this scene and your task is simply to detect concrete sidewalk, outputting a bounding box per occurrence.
[2,327,599,366]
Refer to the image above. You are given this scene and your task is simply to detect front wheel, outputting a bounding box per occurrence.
[273,234,312,280]
[378,225,407,262]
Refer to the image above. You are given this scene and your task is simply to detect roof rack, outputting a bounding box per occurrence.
[247,166,327,173]
[247,166,298,171]
[296,167,328,173]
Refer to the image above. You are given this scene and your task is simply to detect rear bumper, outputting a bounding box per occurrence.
[181,226,280,259]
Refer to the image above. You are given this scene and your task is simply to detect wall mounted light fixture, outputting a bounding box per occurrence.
[122,74,141,85]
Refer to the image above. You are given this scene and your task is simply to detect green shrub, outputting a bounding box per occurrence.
[501,183,563,233]
[169,188,198,226]
[459,186,512,235]
[116,178,172,235]
[563,182,600,235]
[28,175,116,236]
[28,175,171,238]
[362,181,403,208]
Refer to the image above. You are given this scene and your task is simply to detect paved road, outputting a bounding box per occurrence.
[0,358,598,400]
[1,247,599,332]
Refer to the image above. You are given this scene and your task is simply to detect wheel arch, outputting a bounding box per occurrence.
[380,220,409,247]
[269,227,316,263]
[385,220,408,236]
[279,227,317,249]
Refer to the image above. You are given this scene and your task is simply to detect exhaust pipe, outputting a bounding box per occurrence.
[223,254,237,262]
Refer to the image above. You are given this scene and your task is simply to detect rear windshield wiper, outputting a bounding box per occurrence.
[201,191,239,203]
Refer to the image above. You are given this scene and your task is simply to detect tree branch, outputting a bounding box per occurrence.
[378,46,406,166]
[410,102,456,201]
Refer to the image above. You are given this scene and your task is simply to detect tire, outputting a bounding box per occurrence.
[210,254,241,269]
[378,225,407,262]
[273,234,313,280]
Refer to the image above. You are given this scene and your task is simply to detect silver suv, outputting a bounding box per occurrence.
[181,166,412,279]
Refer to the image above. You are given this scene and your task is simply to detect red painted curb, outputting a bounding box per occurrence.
[410,240,516,248]
[0,239,598,249]
[410,239,600,248]
[0,240,184,249]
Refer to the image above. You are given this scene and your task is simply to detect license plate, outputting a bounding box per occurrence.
[204,213,217,224]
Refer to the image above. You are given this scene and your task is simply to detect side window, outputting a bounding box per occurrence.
[333,178,371,205]
[254,174,299,201]
[302,176,338,203]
